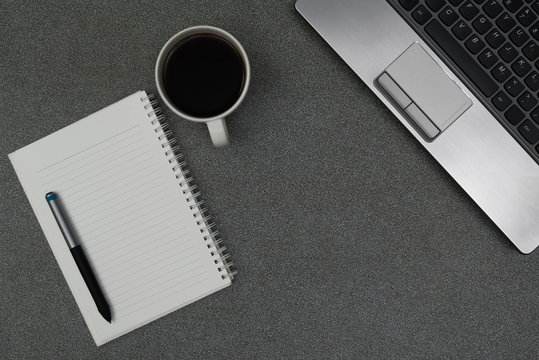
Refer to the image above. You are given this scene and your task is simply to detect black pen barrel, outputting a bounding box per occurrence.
[70,245,111,323]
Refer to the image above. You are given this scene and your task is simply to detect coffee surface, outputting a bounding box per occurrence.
[163,34,245,118]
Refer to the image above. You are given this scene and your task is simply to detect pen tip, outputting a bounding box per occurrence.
[101,308,112,323]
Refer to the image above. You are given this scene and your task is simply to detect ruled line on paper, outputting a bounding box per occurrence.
[66,175,165,214]
[86,216,187,257]
[104,251,199,291]
[101,250,196,296]
[105,254,200,294]
[37,124,140,173]
[39,134,145,182]
[116,275,208,319]
[112,267,202,305]
[58,157,158,200]
[65,180,165,223]
[110,265,203,306]
[41,142,150,188]
[90,228,190,269]
[76,197,174,235]
[113,268,206,311]
[96,236,195,275]
[86,214,183,254]
[49,152,153,195]
[81,205,178,243]
[75,192,170,231]
[100,237,195,276]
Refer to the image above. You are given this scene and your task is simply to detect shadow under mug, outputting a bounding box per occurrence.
[155,26,251,147]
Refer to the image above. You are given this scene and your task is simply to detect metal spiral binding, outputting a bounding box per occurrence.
[140,92,236,281]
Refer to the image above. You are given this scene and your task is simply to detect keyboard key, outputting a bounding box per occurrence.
[486,29,506,48]
[512,57,532,76]
[399,0,419,11]
[522,41,538,60]
[531,22,539,40]
[505,77,526,95]
[525,71,539,90]
[505,104,526,124]
[517,7,537,26]
[531,106,539,124]
[453,20,473,39]
[440,7,459,25]
[518,91,538,110]
[483,0,503,18]
[449,0,465,5]
[412,5,433,24]
[426,0,445,12]
[499,43,519,61]
[473,16,493,34]
[492,91,512,110]
[503,0,524,13]
[460,1,480,19]
[466,34,486,53]
[497,12,517,32]
[509,27,530,46]
[533,1,539,13]
[479,49,499,68]
[492,63,512,82]
[518,120,539,144]
[425,19,498,96]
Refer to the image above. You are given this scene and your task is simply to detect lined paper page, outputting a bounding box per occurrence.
[9,91,230,345]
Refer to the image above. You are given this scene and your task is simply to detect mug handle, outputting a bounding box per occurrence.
[206,118,230,147]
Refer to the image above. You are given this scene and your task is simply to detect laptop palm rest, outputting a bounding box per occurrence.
[377,43,472,140]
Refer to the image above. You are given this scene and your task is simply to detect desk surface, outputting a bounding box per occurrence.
[1,1,537,358]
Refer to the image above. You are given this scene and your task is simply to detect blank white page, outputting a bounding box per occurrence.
[9,91,231,345]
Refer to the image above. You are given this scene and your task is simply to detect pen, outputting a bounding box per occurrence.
[45,192,111,323]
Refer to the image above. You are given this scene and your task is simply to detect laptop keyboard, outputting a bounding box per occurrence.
[389,0,539,163]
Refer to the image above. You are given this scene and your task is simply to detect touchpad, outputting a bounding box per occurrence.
[377,43,471,140]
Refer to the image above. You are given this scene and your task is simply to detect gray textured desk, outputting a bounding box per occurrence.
[1,1,537,358]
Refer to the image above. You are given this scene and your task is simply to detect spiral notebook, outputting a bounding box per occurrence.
[8,91,234,346]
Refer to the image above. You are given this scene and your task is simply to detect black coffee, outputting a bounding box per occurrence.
[162,34,245,118]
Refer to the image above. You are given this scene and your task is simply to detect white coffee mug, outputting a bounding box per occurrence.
[155,26,250,147]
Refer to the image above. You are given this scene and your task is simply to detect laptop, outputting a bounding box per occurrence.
[296,0,539,254]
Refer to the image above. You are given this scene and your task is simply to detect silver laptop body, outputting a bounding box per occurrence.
[296,0,539,253]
